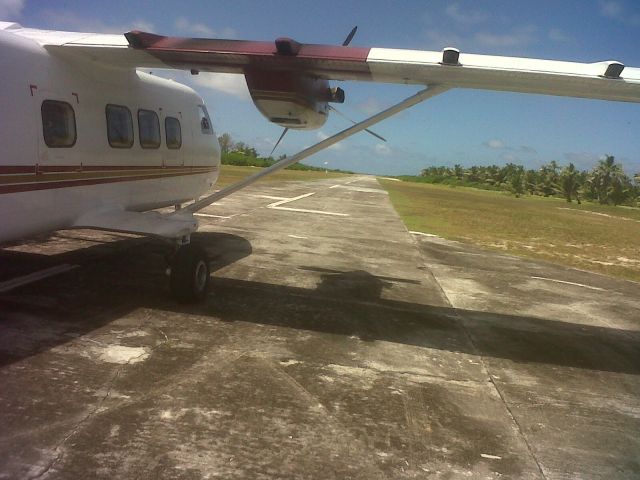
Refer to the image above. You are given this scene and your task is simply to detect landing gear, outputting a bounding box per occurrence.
[168,243,210,303]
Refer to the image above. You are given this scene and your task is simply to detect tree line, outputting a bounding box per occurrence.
[218,132,638,206]
[409,156,639,206]
[217,133,353,173]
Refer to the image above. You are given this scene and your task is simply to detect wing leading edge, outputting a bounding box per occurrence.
[127,30,638,103]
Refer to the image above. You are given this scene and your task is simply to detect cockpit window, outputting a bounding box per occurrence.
[198,105,213,135]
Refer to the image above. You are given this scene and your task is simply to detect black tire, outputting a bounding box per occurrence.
[169,244,210,303]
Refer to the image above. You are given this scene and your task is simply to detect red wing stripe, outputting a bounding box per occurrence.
[127,32,371,61]
[125,31,372,78]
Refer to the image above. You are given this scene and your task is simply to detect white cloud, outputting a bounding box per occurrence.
[423,24,536,51]
[519,145,538,154]
[474,25,536,48]
[0,0,24,19]
[563,152,607,170]
[355,97,385,115]
[174,17,236,38]
[599,1,640,26]
[484,139,505,149]
[423,29,464,49]
[502,153,519,162]
[130,20,155,32]
[374,143,392,156]
[548,28,573,43]
[316,131,344,150]
[483,140,539,155]
[563,152,640,174]
[39,10,154,33]
[445,3,488,25]
[600,1,624,18]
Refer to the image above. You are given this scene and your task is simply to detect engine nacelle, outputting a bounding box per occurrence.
[244,70,344,130]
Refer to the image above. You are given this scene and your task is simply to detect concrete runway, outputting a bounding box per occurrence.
[1,175,639,479]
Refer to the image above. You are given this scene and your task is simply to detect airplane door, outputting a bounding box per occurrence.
[162,111,184,167]
[36,90,81,168]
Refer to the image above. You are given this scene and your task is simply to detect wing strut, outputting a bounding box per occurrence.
[183,85,450,214]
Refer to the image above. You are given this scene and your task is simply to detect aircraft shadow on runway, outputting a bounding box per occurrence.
[0,231,638,376]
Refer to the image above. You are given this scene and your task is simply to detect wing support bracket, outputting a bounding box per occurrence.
[182,85,450,214]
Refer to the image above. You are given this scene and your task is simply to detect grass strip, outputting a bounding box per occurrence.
[378,179,640,282]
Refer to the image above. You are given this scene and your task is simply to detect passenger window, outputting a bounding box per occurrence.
[106,104,134,148]
[198,105,213,135]
[41,100,76,148]
[165,117,182,149]
[138,109,161,148]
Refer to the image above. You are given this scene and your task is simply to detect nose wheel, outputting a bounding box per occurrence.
[168,243,210,303]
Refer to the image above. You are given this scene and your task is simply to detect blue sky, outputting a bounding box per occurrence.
[3,0,639,175]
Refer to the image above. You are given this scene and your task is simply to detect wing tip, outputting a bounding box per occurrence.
[125,30,165,49]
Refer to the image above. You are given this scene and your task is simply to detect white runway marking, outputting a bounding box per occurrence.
[266,192,316,208]
[267,192,349,217]
[410,231,438,237]
[195,213,233,219]
[253,195,289,201]
[0,264,79,293]
[288,235,308,239]
[329,185,388,194]
[481,454,502,460]
[273,207,349,217]
[530,276,605,291]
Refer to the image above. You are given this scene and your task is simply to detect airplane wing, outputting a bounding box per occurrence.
[27,27,640,103]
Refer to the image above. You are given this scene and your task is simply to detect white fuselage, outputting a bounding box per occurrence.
[0,28,220,243]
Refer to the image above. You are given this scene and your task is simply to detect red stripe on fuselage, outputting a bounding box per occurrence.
[0,165,215,174]
[0,165,217,194]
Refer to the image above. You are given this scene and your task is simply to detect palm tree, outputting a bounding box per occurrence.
[590,155,630,205]
[524,169,538,195]
[538,161,560,197]
[560,163,582,203]
[501,163,525,197]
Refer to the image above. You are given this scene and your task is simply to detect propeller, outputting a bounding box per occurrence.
[342,26,357,46]
[269,26,369,158]
[269,127,289,158]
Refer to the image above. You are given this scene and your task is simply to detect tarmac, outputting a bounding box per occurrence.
[0,175,638,479]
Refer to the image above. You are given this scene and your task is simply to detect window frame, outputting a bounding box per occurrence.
[198,105,213,135]
[137,109,161,149]
[41,100,77,148]
[165,116,182,150]
[105,104,134,149]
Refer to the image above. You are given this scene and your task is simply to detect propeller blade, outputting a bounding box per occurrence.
[342,26,358,46]
[269,127,289,157]
[329,106,387,142]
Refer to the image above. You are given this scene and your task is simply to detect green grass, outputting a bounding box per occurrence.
[378,179,640,282]
[216,164,350,187]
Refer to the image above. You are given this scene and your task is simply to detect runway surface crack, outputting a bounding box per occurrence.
[27,328,169,479]
[407,231,548,479]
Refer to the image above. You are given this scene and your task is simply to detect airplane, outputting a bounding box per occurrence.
[1,21,639,302]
